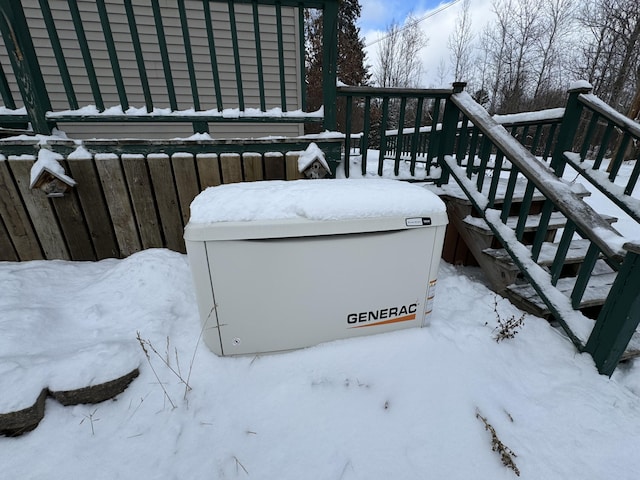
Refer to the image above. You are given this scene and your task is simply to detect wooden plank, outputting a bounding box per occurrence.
[121,154,163,250]
[444,198,506,290]
[220,153,243,184]
[264,151,286,180]
[49,192,96,261]
[0,215,18,261]
[67,154,120,260]
[0,157,43,260]
[454,231,474,266]
[66,156,119,259]
[172,153,201,227]
[441,221,460,265]
[94,154,141,257]
[285,152,303,180]
[196,153,222,189]
[242,153,264,181]
[8,156,69,260]
[148,154,185,253]
[50,159,96,261]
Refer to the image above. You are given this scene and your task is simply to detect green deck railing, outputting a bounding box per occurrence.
[381,104,564,168]
[336,86,453,179]
[0,0,338,135]
[339,85,565,182]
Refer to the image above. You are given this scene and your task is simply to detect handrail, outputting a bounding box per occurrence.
[337,86,452,97]
[492,108,565,127]
[579,93,640,138]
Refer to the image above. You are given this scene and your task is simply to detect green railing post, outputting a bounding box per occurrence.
[550,83,592,177]
[321,0,338,131]
[0,0,52,134]
[584,243,640,376]
[437,82,465,186]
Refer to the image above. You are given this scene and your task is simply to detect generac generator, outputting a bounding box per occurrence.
[184,179,448,356]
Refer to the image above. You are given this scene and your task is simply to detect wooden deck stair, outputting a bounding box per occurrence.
[439,177,619,321]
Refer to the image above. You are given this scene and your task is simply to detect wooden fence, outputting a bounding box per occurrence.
[0,137,341,261]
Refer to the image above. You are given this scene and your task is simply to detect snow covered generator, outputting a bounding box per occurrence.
[184,179,447,356]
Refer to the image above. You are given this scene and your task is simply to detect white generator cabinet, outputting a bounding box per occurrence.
[184,179,448,356]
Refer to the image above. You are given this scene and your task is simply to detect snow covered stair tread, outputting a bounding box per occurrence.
[483,238,598,268]
[462,211,617,235]
[504,269,617,318]
[0,368,139,437]
[437,176,591,206]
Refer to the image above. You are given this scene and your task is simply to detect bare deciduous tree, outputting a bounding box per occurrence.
[532,0,576,99]
[573,0,640,112]
[474,0,575,113]
[373,14,428,88]
[447,0,474,82]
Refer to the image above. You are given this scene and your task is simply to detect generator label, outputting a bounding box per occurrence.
[347,303,418,328]
[405,217,432,227]
[422,279,437,327]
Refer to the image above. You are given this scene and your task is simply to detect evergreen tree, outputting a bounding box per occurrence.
[335,0,369,87]
[305,0,370,132]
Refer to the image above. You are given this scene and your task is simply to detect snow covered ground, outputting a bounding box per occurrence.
[2,164,640,479]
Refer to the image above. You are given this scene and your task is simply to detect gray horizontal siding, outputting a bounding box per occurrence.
[58,121,303,140]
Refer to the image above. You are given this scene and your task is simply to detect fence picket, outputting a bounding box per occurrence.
[8,157,69,259]
[122,154,163,250]
[0,213,17,261]
[220,153,244,184]
[95,154,141,257]
[196,153,222,188]
[172,153,201,226]
[147,154,185,253]
[0,157,42,260]
[66,156,119,259]
[242,153,264,182]
[264,152,286,180]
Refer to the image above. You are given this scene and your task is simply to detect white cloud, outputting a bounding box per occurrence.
[360,0,495,88]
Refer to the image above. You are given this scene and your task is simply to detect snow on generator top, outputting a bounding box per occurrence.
[185,179,448,241]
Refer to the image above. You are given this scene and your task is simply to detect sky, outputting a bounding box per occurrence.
[357,0,495,87]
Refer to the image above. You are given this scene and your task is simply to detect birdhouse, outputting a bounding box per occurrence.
[30,168,76,197]
[297,142,331,179]
[29,149,77,197]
